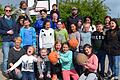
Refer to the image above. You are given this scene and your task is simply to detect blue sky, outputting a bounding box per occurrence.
[0,0,120,18]
[104,0,120,18]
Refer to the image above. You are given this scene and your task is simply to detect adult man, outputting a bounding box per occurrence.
[67,7,82,33]
[0,5,18,75]
[33,9,54,35]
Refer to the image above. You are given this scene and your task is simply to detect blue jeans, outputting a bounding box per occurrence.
[22,71,35,80]
[107,54,114,74]
[113,55,120,78]
[2,42,14,73]
[79,73,97,80]
[9,70,22,79]
[97,50,106,76]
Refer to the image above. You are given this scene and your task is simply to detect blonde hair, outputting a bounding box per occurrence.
[14,37,22,43]
[27,46,35,55]
[40,48,48,53]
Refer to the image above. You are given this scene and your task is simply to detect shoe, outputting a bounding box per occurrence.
[114,76,119,80]
[2,71,9,78]
[108,74,115,79]
[52,74,58,80]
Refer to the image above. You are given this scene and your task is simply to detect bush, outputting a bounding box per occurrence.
[59,0,108,24]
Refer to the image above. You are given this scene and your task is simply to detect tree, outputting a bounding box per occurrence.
[59,0,108,24]
[0,4,4,16]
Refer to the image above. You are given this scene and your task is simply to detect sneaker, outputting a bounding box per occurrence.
[108,74,115,79]
[52,74,58,80]
[2,71,9,78]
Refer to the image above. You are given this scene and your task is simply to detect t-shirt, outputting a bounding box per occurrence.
[9,54,37,72]
[54,29,68,43]
[80,31,92,47]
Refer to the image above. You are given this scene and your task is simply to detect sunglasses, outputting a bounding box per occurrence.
[5,10,12,12]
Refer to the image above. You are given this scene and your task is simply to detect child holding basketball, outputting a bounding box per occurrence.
[79,44,98,80]
[51,41,62,80]
[59,42,79,80]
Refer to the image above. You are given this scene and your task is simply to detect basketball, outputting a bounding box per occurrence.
[76,53,88,65]
[48,51,59,64]
[68,38,79,49]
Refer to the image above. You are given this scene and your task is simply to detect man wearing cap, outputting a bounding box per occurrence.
[67,7,82,33]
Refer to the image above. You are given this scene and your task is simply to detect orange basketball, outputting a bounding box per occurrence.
[68,38,79,48]
[48,51,59,64]
[76,53,88,65]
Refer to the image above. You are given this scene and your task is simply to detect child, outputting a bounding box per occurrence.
[69,23,80,52]
[59,42,79,80]
[51,41,62,80]
[79,44,98,80]
[37,48,51,80]
[91,22,105,77]
[20,18,36,51]
[80,23,92,50]
[54,21,68,43]
[39,20,54,53]
[7,46,38,80]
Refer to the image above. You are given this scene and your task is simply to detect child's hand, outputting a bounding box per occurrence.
[81,62,87,67]
[34,55,37,58]
[6,69,11,74]
[57,54,60,59]
[39,73,44,79]
[38,57,43,62]
[47,73,51,78]
[15,68,21,75]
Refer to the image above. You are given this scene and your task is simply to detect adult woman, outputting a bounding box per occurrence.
[8,37,25,79]
[104,16,111,31]
[104,19,120,80]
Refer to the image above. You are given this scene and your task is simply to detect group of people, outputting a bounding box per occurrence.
[0,0,120,80]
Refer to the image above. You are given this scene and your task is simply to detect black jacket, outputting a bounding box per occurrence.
[67,15,82,33]
[0,16,19,42]
[104,28,120,56]
[91,31,105,51]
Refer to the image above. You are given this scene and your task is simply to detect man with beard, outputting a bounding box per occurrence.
[67,7,82,33]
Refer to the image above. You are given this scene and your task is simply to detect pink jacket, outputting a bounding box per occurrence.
[85,54,98,72]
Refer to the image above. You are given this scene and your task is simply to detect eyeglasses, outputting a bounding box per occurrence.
[5,10,12,12]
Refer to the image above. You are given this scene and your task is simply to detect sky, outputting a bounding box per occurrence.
[0,0,120,18]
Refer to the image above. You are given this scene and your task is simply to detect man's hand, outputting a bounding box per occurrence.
[7,30,14,34]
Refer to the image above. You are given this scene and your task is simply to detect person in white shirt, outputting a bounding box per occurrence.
[7,46,37,80]
[81,16,96,32]
[39,20,54,53]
